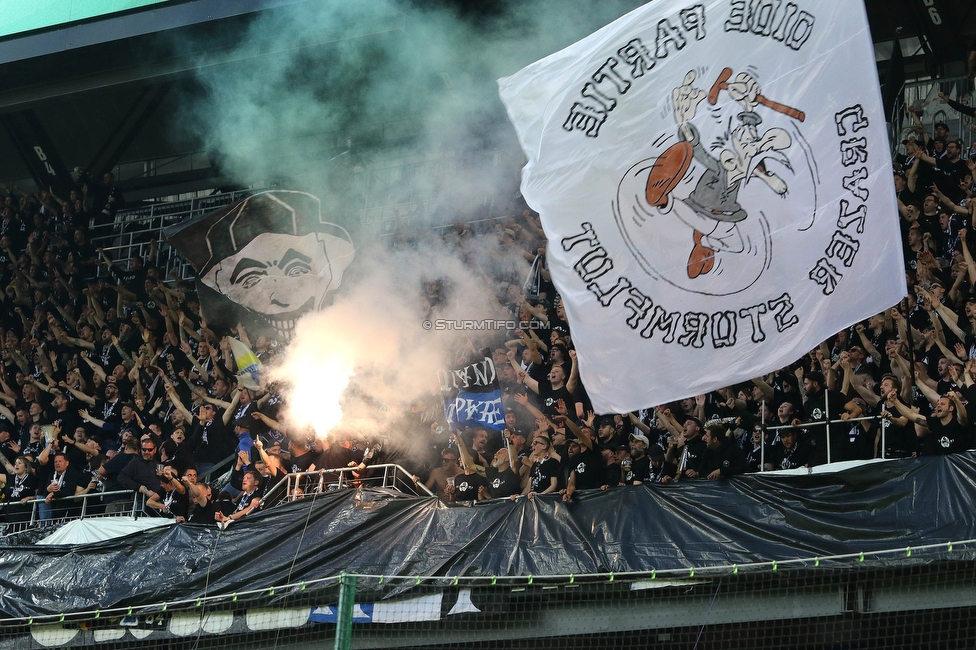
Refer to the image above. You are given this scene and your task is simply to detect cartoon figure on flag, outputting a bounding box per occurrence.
[499,0,905,413]
[614,66,815,296]
[165,190,355,342]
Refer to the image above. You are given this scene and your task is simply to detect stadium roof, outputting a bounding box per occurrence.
[0,0,971,202]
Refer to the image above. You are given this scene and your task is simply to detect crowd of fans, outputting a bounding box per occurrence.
[0,93,972,526]
[422,92,976,503]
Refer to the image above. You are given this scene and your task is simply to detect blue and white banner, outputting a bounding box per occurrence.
[499,0,905,412]
[440,357,506,431]
[310,593,444,624]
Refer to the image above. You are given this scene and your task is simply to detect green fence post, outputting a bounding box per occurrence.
[335,572,357,650]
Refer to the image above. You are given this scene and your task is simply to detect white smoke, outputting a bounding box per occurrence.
[178,0,645,447]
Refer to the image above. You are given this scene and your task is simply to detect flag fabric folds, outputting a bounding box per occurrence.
[226,336,263,391]
[499,0,905,413]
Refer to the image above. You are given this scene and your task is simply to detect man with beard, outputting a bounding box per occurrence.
[465,428,492,467]
[65,380,123,440]
[871,375,915,458]
[697,424,747,479]
[622,433,652,485]
[888,390,970,455]
[796,371,847,465]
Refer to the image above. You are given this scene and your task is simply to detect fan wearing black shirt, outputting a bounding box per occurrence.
[447,435,489,502]
[216,470,263,527]
[485,440,521,499]
[664,415,708,479]
[767,427,813,470]
[184,477,218,524]
[622,434,652,485]
[147,465,189,519]
[647,445,678,483]
[521,435,560,496]
[559,418,604,500]
[511,349,579,418]
[889,390,970,455]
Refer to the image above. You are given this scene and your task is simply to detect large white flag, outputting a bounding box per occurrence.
[499,0,905,414]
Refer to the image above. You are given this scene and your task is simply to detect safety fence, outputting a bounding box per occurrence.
[892,73,974,157]
[262,464,435,508]
[84,187,518,288]
[3,539,976,649]
[0,488,140,536]
[0,463,430,538]
[86,188,260,284]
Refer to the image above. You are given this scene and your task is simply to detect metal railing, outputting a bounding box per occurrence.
[763,415,890,469]
[893,73,974,157]
[263,463,434,507]
[87,188,261,283]
[87,187,519,285]
[0,488,141,535]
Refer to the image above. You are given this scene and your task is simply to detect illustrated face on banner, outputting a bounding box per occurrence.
[202,231,354,338]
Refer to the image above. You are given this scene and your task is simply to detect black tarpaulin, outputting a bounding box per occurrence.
[2,454,976,619]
